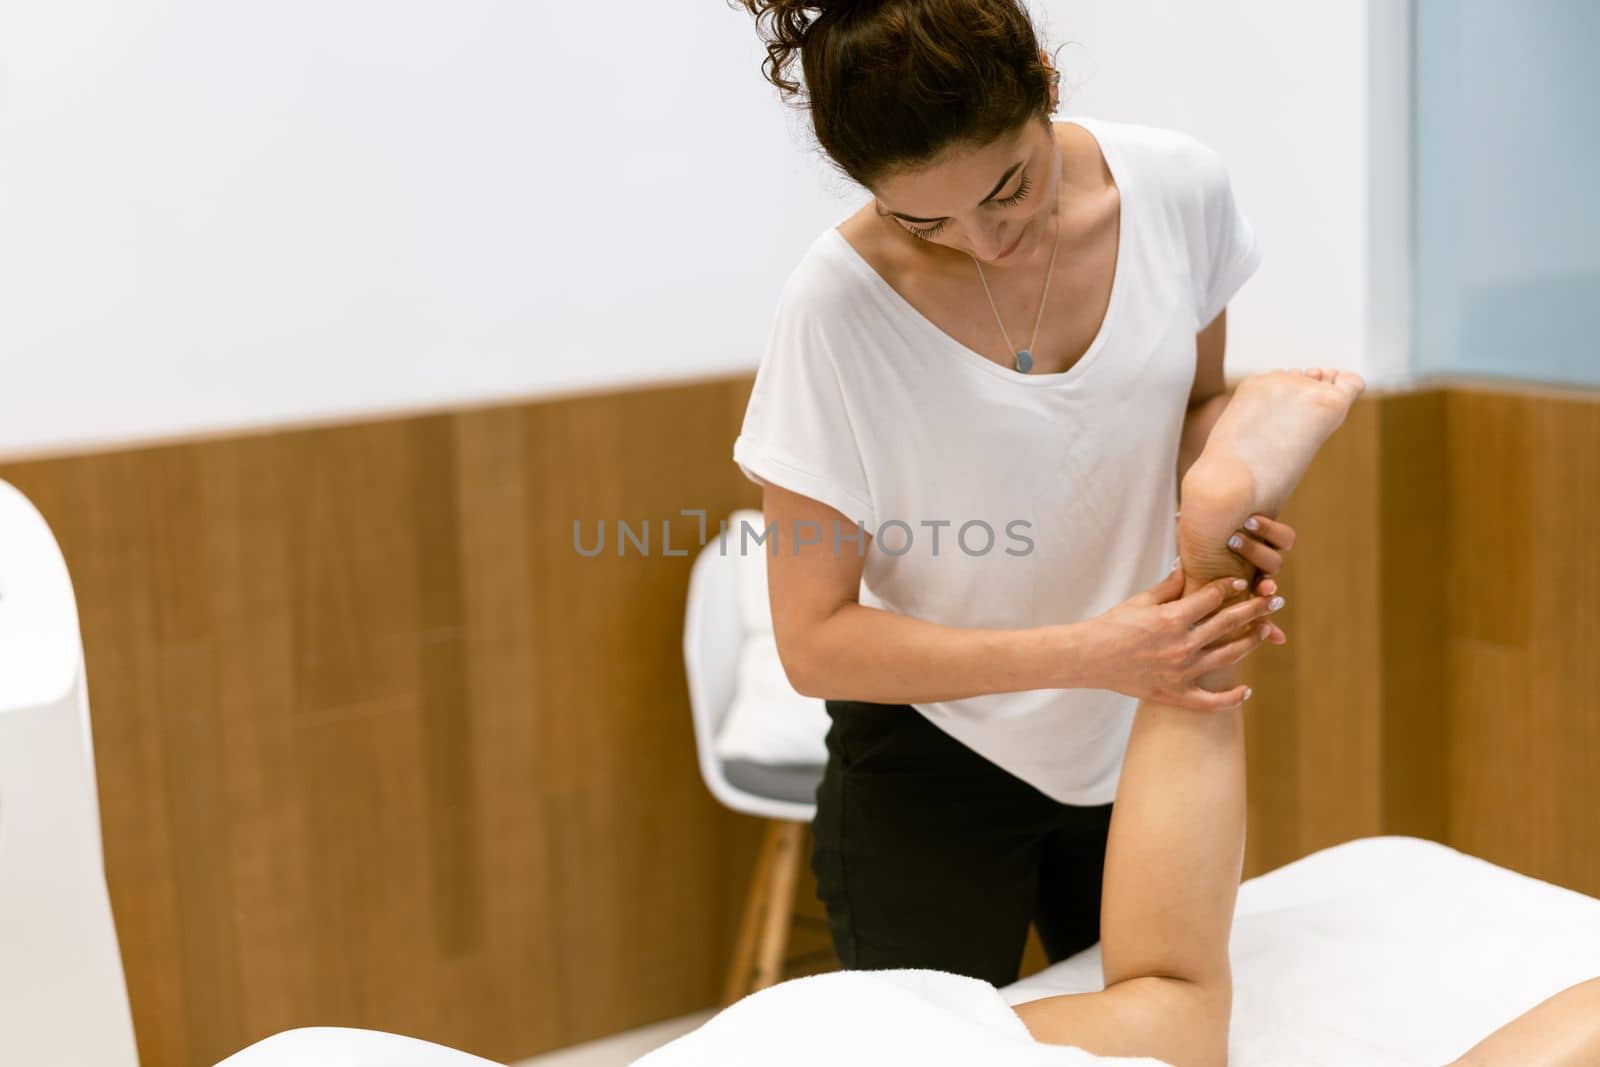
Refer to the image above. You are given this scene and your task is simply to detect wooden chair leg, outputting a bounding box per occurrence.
[722,819,784,1006]
[749,820,805,995]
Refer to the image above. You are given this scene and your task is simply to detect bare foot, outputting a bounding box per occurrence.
[1177,368,1366,594]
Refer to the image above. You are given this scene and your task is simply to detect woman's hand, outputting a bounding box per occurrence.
[1065,562,1285,711]
[1179,509,1296,645]
[1228,512,1296,644]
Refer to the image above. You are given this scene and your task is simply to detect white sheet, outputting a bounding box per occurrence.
[1004,836,1600,1065]
[215,838,1600,1067]
[214,1027,500,1066]
[640,837,1600,1067]
[633,967,1162,1067]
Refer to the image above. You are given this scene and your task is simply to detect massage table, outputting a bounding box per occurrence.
[1002,835,1600,1065]
[213,837,1600,1066]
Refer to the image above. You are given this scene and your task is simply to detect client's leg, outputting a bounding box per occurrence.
[1178,368,1366,684]
[1013,369,1366,1067]
[1177,368,1365,587]
[1448,977,1600,1064]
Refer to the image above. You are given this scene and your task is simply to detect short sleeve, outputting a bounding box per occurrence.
[733,275,876,531]
[1191,140,1264,330]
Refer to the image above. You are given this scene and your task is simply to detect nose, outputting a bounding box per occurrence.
[975,229,1013,261]
[966,231,1004,259]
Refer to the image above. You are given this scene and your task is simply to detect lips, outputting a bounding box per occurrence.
[995,222,1028,259]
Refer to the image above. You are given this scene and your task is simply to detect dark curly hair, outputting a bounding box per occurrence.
[731,0,1061,189]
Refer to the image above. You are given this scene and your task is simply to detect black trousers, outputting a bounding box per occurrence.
[810,698,1114,988]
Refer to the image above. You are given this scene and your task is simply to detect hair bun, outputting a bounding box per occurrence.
[730,0,823,99]
[736,0,1052,189]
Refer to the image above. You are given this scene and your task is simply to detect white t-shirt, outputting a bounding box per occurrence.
[732,115,1262,804]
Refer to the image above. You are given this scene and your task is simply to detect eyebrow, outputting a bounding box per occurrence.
[885,160,1025,223]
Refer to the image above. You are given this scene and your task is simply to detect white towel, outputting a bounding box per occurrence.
[631,968,1167,1067]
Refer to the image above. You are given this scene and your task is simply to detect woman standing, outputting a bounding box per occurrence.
[730,0,1294,986]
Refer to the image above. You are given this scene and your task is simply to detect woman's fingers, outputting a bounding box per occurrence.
[1227,530,1284,574]
[1255,575,1278,597]
[1195,620,1274,675]
[1172,576,1251,627]
[1240,514,1296,550]
[1191,592,1284,648]
[1173,682,1253,712]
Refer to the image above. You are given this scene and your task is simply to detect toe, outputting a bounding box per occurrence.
[1334,370,1367,397]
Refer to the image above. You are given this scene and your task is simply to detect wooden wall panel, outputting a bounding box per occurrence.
[1241,394,1387,875]
[1375,390,1449,842]
[2,373,1596,1065]
[0,378,769,1066]
[1443,385,1600,895]
[1239,381,1599,893]
[1286,396,1387,854]
[1525,395,1600,896]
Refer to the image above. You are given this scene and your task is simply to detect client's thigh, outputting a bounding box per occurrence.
[812,699,1059,987]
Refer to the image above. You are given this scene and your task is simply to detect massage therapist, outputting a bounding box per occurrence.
[729,0,1295,985]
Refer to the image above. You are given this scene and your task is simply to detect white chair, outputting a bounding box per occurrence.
[0,479,140,1067]
[683,520,830,1005]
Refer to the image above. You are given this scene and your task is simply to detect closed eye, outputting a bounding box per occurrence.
[995,174,1032,207]
[903,173,1032,241]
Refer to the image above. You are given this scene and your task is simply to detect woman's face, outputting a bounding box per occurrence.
[870,117,1061,267]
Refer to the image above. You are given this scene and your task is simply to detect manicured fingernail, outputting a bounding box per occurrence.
[1170,556,1181,571]
[1269,596,1285,611]
[1231,578,1247,591]
[1243,687,1253,701]
[1244,517,1260,531]
[1228,534,1243,549]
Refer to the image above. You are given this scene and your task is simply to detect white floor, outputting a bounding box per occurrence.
[509,1010,716,1067]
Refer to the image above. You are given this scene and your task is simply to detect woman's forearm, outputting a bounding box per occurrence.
[791,601,1086,703]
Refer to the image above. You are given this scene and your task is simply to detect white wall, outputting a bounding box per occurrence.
[0,1,852,460]
[1039,0,1412,387]
[0,1,1410,462]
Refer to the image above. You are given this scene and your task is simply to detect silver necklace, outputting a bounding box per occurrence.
[970,203,1062,374]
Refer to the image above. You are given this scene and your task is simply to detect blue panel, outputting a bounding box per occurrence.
[1414,0,1600,386]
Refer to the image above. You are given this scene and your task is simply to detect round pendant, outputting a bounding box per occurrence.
[1015,349,1034,373]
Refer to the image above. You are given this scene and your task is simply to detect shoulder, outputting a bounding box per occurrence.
[773,221,879,326]
[1078,117,1231,204]
[751,226,868,379]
